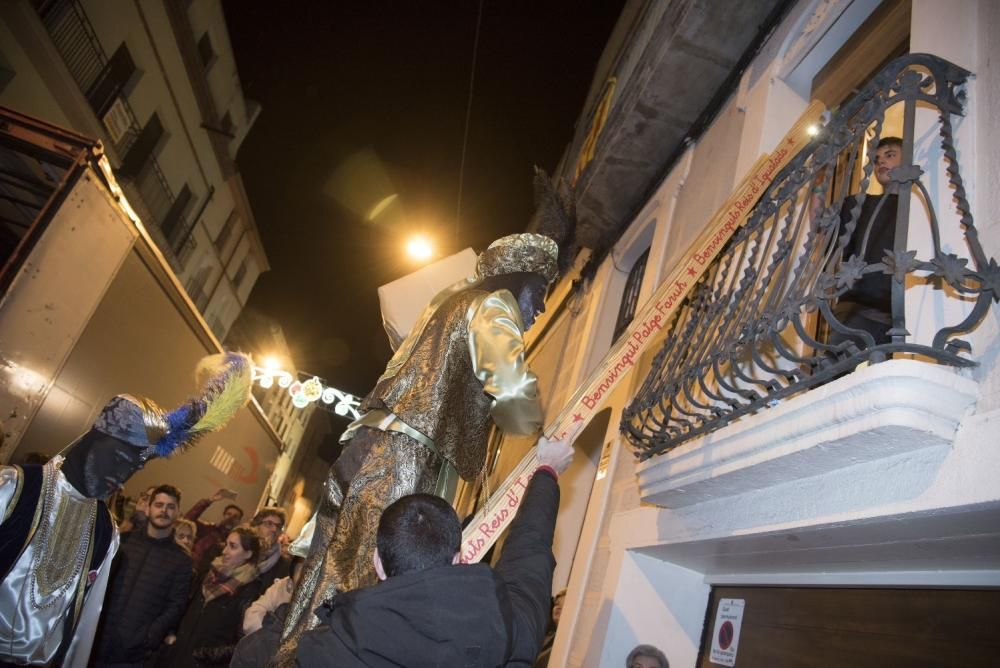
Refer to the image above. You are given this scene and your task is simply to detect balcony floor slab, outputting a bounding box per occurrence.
[637,359,979,508]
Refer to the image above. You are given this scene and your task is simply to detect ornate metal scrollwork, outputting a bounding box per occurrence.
[622,54,996,460]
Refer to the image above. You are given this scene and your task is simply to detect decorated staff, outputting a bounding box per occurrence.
[0,352,253,667]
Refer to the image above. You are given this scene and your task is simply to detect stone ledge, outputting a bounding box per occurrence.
[636,359,979,508]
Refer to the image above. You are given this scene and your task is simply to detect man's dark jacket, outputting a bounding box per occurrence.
[94,528,193,663]
[838,193,898,309]
[296,468,560,667]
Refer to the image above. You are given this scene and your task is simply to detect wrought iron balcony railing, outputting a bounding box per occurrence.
[622,53,998,460]
[33,0,184,267]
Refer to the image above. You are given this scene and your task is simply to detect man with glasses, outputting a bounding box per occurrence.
[251,507,291,590]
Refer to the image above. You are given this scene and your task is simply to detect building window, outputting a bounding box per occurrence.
[208,314,226,339]
[810,0,910,108]
[0,47,16,95]
[232,257,249,291]
[119,112,164,179]
[215,210,239,252]
[810,0,910,200]
[613,248,649,341]
[197,33,215,68]
[87,42,137,118]
[186,264,212,312]
[162,184,193,250]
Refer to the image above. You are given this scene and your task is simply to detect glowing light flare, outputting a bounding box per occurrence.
[406,236,434,262]
[807,124,820,136]
[367,193,399,221]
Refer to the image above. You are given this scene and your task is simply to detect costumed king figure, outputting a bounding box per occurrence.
[278,232,563,661]
[0,352,253,667]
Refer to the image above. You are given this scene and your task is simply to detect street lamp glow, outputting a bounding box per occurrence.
[262,355,282,371]
[407,236,433,261]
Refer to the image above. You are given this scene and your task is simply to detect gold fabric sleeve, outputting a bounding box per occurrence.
[468,290,543,436]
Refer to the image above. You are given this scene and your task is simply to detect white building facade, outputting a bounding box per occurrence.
[0,108,282,512]
[0,0,267,339]
[465,1,1000,665]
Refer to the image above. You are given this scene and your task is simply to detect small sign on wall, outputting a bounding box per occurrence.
[710,598,745,666]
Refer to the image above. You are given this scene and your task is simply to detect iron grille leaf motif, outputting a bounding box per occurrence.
[622,54,997,460]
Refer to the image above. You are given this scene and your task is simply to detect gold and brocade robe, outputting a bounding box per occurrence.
[365,287,543,480]
[279,288,543,660]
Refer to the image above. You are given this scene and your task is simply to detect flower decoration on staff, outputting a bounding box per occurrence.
[251,365,362,418]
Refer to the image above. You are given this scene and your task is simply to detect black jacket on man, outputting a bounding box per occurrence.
[838,193,898,309]
[93,528,193,664]
[296,468,560,667]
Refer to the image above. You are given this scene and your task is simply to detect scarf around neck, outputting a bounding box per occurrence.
[258,541,281,574]
[202,555,257,602]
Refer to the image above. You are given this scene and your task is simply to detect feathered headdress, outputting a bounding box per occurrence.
[92,352,253,460]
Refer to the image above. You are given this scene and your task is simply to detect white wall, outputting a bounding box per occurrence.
[0,0,264,341]
[551,1,1000,666]
[600,552,709,668]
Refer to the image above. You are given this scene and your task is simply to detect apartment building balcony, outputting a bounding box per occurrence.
[30,0,192,269]
[621,54,998,507]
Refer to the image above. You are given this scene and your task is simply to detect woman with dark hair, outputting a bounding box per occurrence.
[162,526,262,666]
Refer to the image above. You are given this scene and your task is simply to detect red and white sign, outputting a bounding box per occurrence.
[710,598,746,666]
[461,102,825,561]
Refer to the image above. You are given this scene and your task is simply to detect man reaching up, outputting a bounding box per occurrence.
[296,435,575,667]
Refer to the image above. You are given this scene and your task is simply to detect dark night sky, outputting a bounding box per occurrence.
[223,2,624,395]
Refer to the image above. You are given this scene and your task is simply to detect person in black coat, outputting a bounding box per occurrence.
[94,485,192,667]
[162,526,263,666]
[828,136,904,347]
[296,435,575,667]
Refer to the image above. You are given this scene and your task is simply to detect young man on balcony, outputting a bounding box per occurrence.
[829,136,903,347]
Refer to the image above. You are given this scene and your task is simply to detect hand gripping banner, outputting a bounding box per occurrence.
[461,102,826,563]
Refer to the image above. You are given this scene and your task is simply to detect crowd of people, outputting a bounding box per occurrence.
[88,485,297,667]
[64,433,579,667]
[82,439,668,668]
